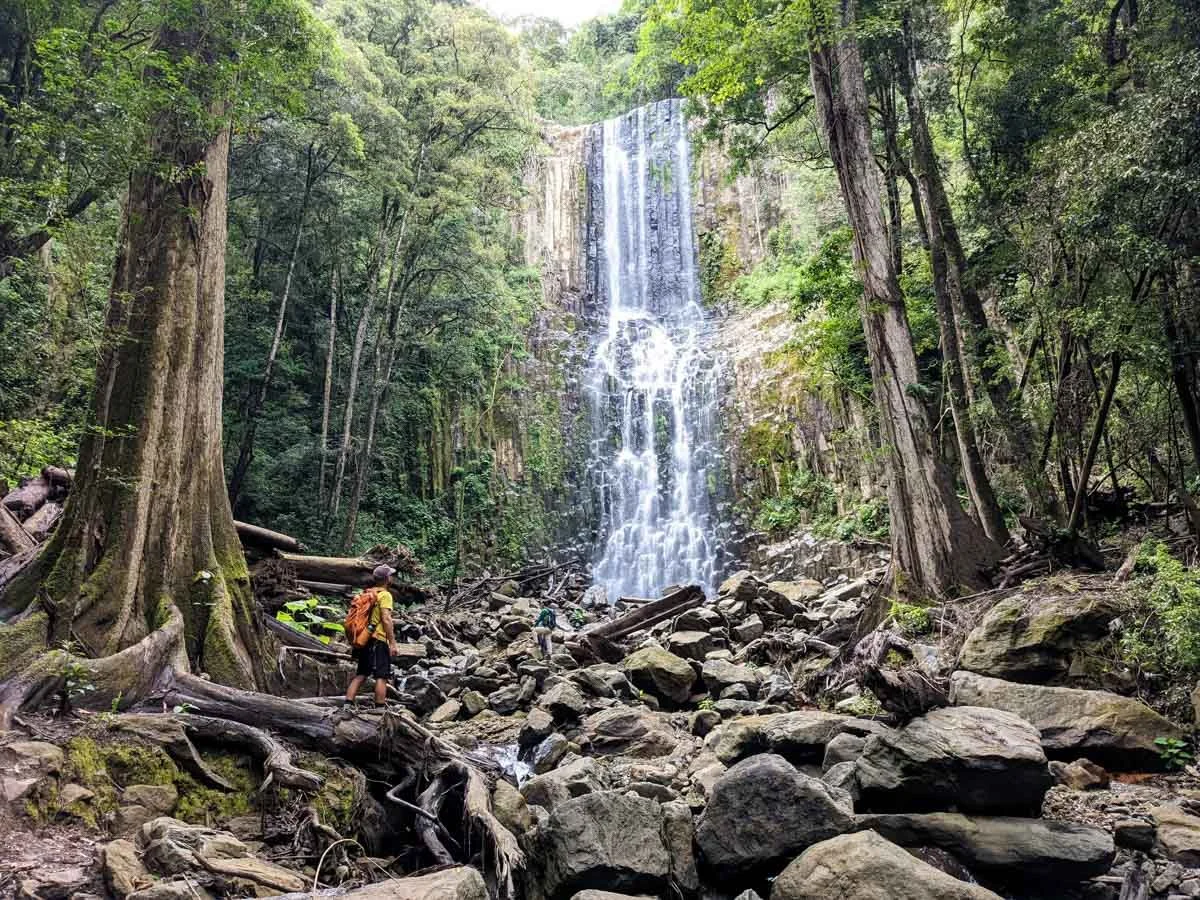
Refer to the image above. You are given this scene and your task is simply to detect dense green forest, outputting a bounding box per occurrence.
[3,0,1200,897]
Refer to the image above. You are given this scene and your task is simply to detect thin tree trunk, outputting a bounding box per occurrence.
[1068,352,1122,533]
[806,0,1002,597]
[898,30,1009,545]
[1161,270,1200,472]
[318,266,338,512]
[330,207,391,520]
[228,148,315,505]
[0,27,260,688]
[901,12,1052,519]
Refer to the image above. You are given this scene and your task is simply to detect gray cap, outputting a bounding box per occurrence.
[372,564,397,582]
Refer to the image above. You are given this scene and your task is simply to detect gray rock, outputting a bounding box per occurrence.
[622,647,696,704]
[540,792,670,900]
[690,709,721,736]
[732,614,765,644]
[714,709,879,765]
[662,799,700,893]
[1050,758,1109,790]
[541,681,587,720]
[675,607,724,632]
[719,571,763,604]
[522,757,603,811]
[488,684,523,714]
[822,761,860,803]
[771,830,1002,899]
[701,658,760,697]
[856,812,1115,883]
[533,734,571,774]
[102,840,150,898]
[720,683,751,701]
[461,690,488,716]
[400,674,445,715]
[949,670,1186,768]
[122,784,178,815]
[570,893,655,900]
[492,779,533,838]
[668,630,716,660]
[696,753,854,880]
[1114,818,1156,851]
[958,591,1119,683]
[427,699,461,723]
[855,706,1052,814]
[571,664,635,699]
[582,707,676,758]
[520,707,555,750]
[823,732,866,770]
[1154,805,1200,866]
[335,866,488,899]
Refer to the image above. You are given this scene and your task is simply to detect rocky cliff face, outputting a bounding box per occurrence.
[513,112,881,583]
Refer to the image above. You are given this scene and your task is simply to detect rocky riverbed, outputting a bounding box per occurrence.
[4,566,1200,899]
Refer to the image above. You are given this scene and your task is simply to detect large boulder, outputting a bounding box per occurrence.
[855,706,1052,815]
[696,753,854,881]
[856,813,1115,883]
[771,830,1002,900]
[668,630,716,660]
[1152,804,1200,866]
[714,710,882,765]
[582,707,676,758]
[539,792,671,900]
[338,867,488,899]
[521,757,604,811]
[700,658,760,697]
[958,591,1121,683]
[622,647,696,704]
[948,671,1185,768]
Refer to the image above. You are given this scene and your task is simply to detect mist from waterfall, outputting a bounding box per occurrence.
[586,99,720,600]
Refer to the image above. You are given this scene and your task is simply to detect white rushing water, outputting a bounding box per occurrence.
[587,100,720,600]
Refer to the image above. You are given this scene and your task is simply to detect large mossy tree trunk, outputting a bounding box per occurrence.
[1,26,261,691]
[807,0,1002,597]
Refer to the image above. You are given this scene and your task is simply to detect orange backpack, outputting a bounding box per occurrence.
[344,588,381,649]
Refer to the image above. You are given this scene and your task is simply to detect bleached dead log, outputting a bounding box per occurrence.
[235,520,307,553]
[585,584,705,643]
[0,505,35,554]
[22,501,62,540]
[2,477,50,520]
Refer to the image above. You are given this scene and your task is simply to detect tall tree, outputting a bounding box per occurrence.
[0,0,320,714]
[805,0,1001,594]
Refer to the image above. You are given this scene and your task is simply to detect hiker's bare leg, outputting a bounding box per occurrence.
[346,675,367,701]
[374,677,388,705]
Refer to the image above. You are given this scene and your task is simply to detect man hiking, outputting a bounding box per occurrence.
[533,603,557,659]
[344,564,400,707]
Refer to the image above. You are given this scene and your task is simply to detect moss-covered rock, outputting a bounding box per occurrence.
[958,588,1121,684]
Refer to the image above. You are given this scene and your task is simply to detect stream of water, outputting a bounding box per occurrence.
[586,100,720,600]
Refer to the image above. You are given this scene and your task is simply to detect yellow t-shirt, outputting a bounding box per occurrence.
[368,589,394,641]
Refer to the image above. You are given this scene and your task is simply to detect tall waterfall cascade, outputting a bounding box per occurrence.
[586,100,721,599]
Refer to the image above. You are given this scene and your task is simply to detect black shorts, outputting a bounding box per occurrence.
[353,639,391,680]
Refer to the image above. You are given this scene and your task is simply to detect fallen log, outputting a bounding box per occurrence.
[2,476,50,520]
[0,505,35,554]
[584,584,705,643]
[276,551,377,586]
[297,580,355,597]
[22,501,62,541]
[236,520,307,553]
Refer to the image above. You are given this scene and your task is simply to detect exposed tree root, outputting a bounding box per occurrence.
[0,608,183,729]
[178,714,323,792]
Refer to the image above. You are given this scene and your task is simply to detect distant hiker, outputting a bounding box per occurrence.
[533,604,557,659]
[343,564,399,707]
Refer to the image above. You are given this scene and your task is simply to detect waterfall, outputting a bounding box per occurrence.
[586,99,720,600]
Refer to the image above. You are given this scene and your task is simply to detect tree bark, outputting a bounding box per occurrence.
[1068,352,1122,534]
[0,505,35,554]
[807,0,1002,597]
[900,12,1053,519]
[228,148,316,505]
[330,210,390,521]
[897,31,1009,545]
[318,266,339,511]
[0,26,260,689]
